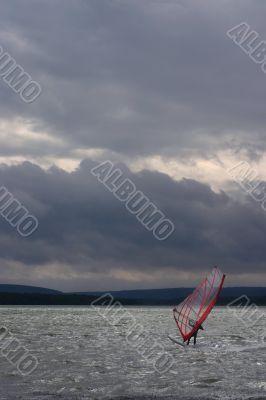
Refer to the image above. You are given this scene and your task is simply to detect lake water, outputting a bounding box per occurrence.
[0,306,266,399]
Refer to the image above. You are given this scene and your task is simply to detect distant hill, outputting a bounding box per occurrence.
[0,285,265,305]
[0,284,62,294]
[77,287,266,305]
[0,293,98,305]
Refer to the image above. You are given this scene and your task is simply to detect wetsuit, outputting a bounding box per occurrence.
[187,324,204,345]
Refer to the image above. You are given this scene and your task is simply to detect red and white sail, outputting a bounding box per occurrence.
[173,267,226,342]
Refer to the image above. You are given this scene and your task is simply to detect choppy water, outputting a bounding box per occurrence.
[0,306,266,399]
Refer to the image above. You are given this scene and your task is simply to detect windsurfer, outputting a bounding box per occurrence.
[172,268,225,348]
[186,324,204,345]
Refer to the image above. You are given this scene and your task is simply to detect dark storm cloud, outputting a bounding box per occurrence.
[0,160,266,289]
[0,0,266,159]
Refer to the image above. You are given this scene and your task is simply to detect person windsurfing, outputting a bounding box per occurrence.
[186,323,204,345]
[171,267,225,348]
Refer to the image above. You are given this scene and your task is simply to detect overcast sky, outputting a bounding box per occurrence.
[0,0,266,291]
